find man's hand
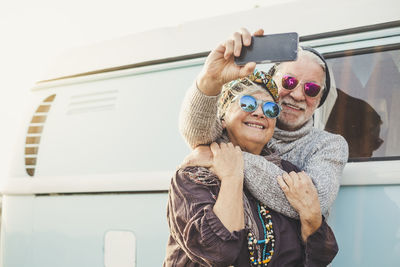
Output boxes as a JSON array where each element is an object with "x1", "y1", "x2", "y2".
[
  {"x1": 179, "y1": 145, "x2": 213, "y2": 169},
  {"x1": 277, "y1": 171, "x2": 322, "y2": 241},
  {"x1": 196, "y1": 28, "x2": 264, "y2": 96}
]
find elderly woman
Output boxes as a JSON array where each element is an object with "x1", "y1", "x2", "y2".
[{"x1": 164, "y1": 71, "x2": 338, "y2": 266}]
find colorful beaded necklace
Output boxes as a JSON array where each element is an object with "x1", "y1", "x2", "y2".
[{"x1": 247, "y1": 203, "x2": 275, "y2": 266}]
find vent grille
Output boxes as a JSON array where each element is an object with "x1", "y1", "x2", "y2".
[
  {"x1": 67, "y1": 90, "x2": 118, "y2": 115},
  {"x1": 25, "y1": 94, "x2": 56, "y2": 176}
]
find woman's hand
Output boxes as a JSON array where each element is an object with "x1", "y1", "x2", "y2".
[
  {"x1": 179, "y1": 142, "x2": 244, "y2": 182},
  {"x1": 209, "y1": 142, "x2": 244, "y2": 183},
  {"x1": 197, "y1": 28, "x2": 264, "y2": 96},
  {"x1": 210, "y1": 142, "x2": 245, "y2": 232},
  {"x1": 277, "y1": 171, "x2": 322, "y2": 241}
]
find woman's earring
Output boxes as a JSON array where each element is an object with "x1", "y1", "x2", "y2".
[{"x1": 221, "y1": 119, "x2": 226, "y2": 129}]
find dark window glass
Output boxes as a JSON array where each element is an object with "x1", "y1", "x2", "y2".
[{"x1": 325, "y1": 49, "x2": 400, "y2": 159}]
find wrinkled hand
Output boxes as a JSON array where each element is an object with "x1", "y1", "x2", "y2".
[
  {"x1": 180, "y1": 145, "x2": 213, "y2": 169},
  {"x1": 277, "y1": 171, "x2": 322, "y2": 240},
  {"x1": 277, "y1": 171, "x2": 321, "y2": 215},
  {"x1": 197, "y1": 28, "x2": 265, "y2": 95},
  {"x1": 209, "y1": 142, "x2": 244, "y2": 182}
]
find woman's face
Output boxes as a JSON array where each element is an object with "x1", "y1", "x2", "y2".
[{"x1": 222, "y1": 91, "x2": 276, "y2": 155}]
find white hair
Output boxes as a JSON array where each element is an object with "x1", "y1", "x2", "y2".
[{"x1": 274, "y1": 47, "x2": 327, "y2": 89}]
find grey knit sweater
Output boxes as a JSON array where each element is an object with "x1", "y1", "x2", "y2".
[{"x1": 179, "y1": 83, "x2": 349, "y2": 219}]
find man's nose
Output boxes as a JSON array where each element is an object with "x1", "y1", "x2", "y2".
[{"x1": 289, "y1": 84, "x2": 306, "y2": 101}]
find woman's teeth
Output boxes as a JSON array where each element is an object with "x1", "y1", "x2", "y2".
[{"x1": 245, "y1": 123, "x2": 264, "y2": 129}]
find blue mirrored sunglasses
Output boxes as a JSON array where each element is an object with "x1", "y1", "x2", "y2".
[{"x1": 235, "y1": 95, "x2": 281, "y2": 119}]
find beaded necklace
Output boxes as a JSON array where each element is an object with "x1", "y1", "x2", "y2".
[{"x1": 247, "y1": 203, "x2": 275, "y2": 266}]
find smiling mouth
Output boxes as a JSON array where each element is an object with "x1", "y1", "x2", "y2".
[
  {"x1": 282, "y1": 102, "x2": 304, "y2": 111},
  {"x1": 244, "y1": 122, "x2": 265, "y2": 129}
]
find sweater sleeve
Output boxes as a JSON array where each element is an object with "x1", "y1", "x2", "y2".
[
  {"x1": 302, "y1": 133, "x2": 348, "y2": 217},
  {"x1": 167, "y1": 169, "x2": 246, "y2": 267},
  {"x1": 243, "y1": 133, "x2": 348, "y2": 219},
  {"x1": 304, "y1": 217, "x2": 339, "y2": 267},
  {"x1": 242, "y1": 153, "x2": 300, "y2": 219},
  {"x1": 178, "y1": 82, "x2": 223, "y2": 148}
]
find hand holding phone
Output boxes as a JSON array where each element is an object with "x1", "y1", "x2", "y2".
[{"x1": 234, "y1": 32, "x2": 299, "y2": 65}]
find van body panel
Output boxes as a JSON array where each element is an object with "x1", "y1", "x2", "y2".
[
  {"x1": 1, "y1": 193, "x2": 169, "y2": 267},
  {"x1": 330, "y1": 185, "x2": 400, "y2": 267},
  {"x1": 2, "y1": 1, "x2": 400, "y2": 266}
]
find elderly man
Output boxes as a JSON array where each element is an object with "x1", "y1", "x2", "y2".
[{"x1": 179, "y1": 28, "x2": 348, "y2": 219}]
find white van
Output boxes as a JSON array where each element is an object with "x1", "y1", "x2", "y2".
[{"x1": 1, "y1": 0, "x2": 400, "y2": 266}]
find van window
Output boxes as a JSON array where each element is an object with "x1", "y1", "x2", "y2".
[{"x1": 324, "y1": 48, "x2": 400, "y2": 160}]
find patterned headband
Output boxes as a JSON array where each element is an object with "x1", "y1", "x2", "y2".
[
  {"x1": 247, "y1": 69, "x2": 279, "y2": 102},
  {"x1": 228, "y1": 69, "x2": 279, "y2": 102}
]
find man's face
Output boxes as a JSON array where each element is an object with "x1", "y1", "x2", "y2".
[{"x1": 274, "y1": 56, "x2": 325, "y2": 131}]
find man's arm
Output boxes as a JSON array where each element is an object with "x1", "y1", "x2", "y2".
[
  {"x1": 179, "y1": 83, "x2": 223, "y2": 148},
  {"x1": 301, "y1": 133, "x2": 349, "y2": 217},
  {"x1": 180, "y1": 132, "x2": 348, "y2": 219},
  {"x1": 179, "y1": 28, "x2": 258, "y2": 148},
  {"x1": 243, "y1": 134, "x2": 348, "y2": 219},
  {"x1": 242, "y1": 152, "x2": 299, "y2": 218}
]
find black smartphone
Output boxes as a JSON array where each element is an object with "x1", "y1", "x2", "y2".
[{"x1": 234, "y1": 32, "x2": 299, "y2": 65}]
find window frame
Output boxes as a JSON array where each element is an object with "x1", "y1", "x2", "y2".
[{"x1": 302, "y1": 24, "x2": 400, "y2": 185}]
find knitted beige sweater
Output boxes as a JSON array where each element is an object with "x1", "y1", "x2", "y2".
[{"x1": 179, "y1": 83, "x2": 349, "y2": 219}]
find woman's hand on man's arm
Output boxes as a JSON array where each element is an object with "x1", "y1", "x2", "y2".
[
  {"x1": 180, "y1": 142, "x2": 246, "y2": 232},
  {"x1": 277, "y1": 171, "x2": 322, "y2": 241},
  {"x1": 210, "y1": 142, "x2": 245, "y2": 232},
  {"x1": 179, "y1": 145, "x2": 301, "y2": 219}
]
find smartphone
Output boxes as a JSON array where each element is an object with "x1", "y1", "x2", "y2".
[{"x1": 234, "y1": 32, "x2": 299, "y2": 65}]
